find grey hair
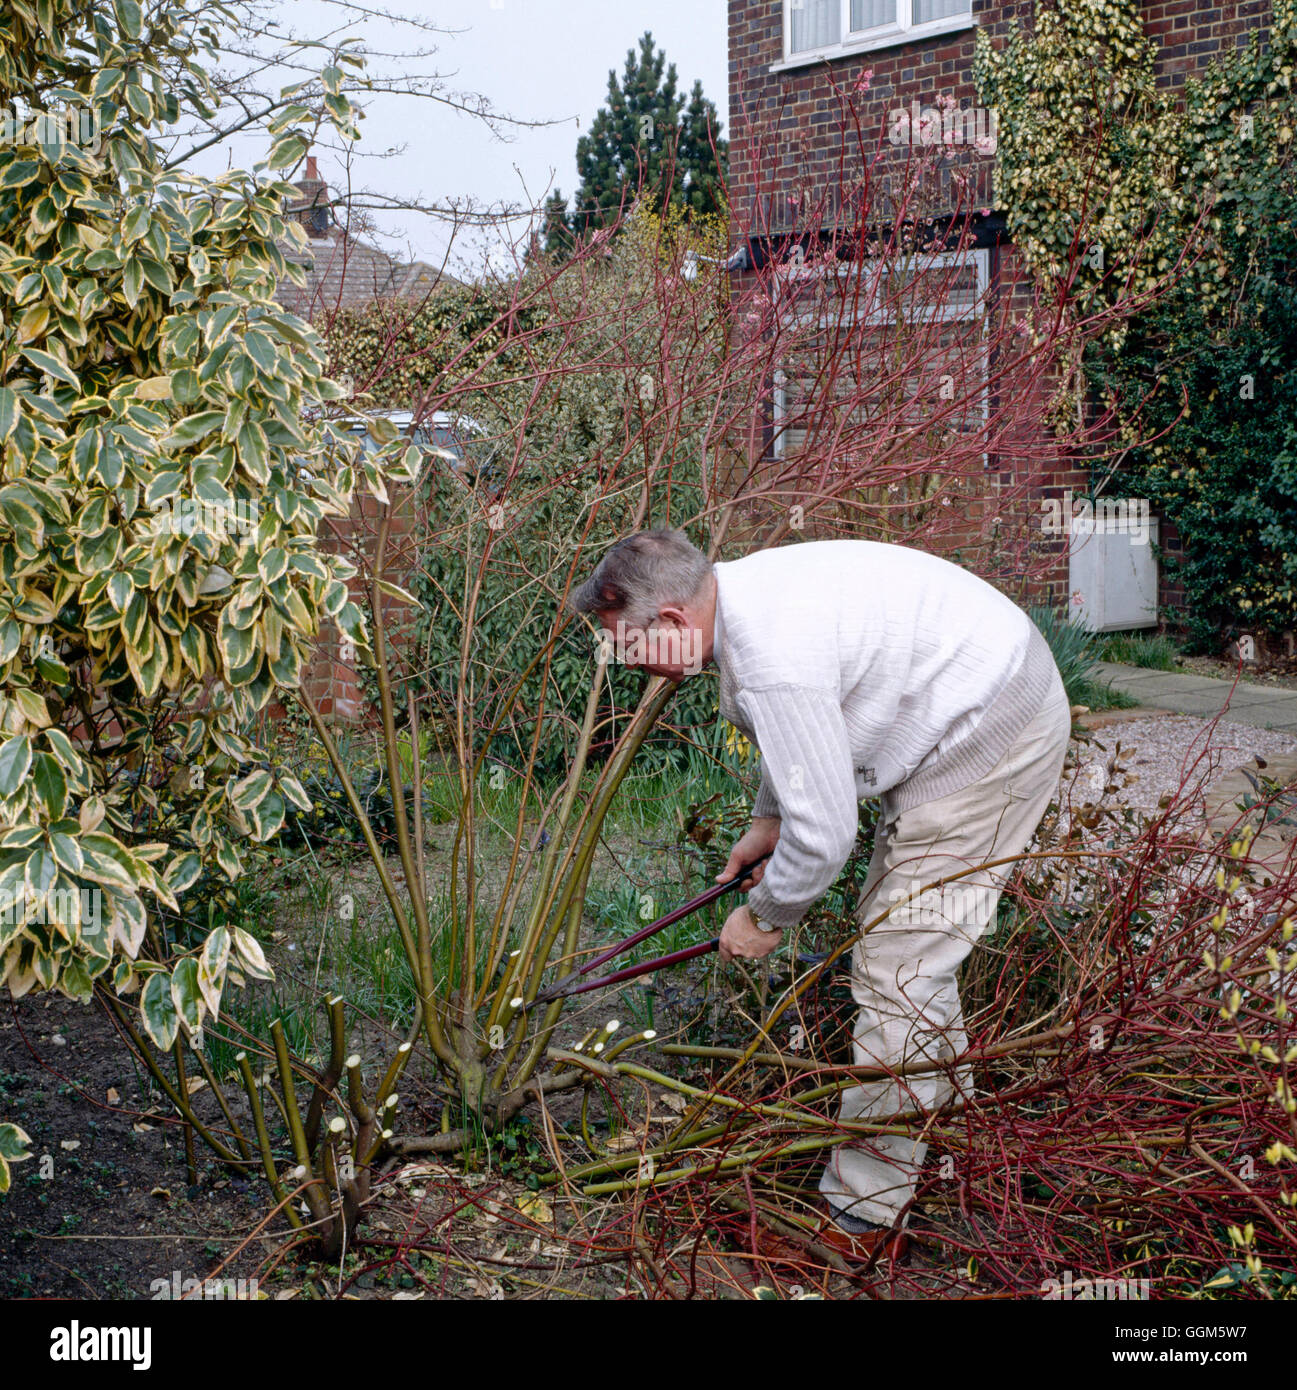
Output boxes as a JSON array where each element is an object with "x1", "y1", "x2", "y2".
[{"x1": 569, "y1": 528, "x2": 712, "y2": 628}]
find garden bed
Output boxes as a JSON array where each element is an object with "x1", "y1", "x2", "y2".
[{"x1": 7, "y1": 710, "x2": 1295, "y2": 1298}]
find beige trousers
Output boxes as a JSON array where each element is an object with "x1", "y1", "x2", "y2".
[{"x1": 819, "y1": 671, "x2": 1072, "y2": 1227}]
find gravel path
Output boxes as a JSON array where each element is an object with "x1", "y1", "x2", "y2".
[{"x1": 1069, "y1": 714, "x2": 1297, "y2": 817}]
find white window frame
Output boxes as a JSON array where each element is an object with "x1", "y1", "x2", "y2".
[
  {"x1": 771, "y1": 246, "x2": 989, "y2": 464},
  {"x1": 775, "y1": 0, "x2": 977, "y2": 73}
]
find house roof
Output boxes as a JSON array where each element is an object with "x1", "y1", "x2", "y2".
[{"x1": 274, "y1": 157, "x2": 461, "y2": 316}]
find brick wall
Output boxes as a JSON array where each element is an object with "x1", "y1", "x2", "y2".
[
  {"x1": 1144, "y1": 0, "x2": 1272, "y2": 90},
  {"x1": 276, "y1": 481, "x2": 423, "y2": 724},
  {"x1": 728, "y1": 0, "x2": 1015, "y2": 232}
]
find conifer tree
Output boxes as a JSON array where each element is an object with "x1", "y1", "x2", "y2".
[{"x1": 544, "y1": 31, "x2": 727, "y2": 257}]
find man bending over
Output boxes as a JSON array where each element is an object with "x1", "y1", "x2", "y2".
[{"x1": 569, "y1": 529, "x2": 1070, "y2": 1264}]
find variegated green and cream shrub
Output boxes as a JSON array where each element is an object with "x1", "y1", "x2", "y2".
[
  {"x1": 0, "y1": 0, "x2": 407, "y2": 1049},
  {"x1": 0, "y1": 1119, "x2": 32, "y2": 1194}
]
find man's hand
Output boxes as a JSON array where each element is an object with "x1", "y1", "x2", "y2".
[
  {"x1": 717, "y1": 816, "x2": 781, "y2": 889},
  {"x1": 719, "y1": 904, "x2": 782, "y2": 961}
]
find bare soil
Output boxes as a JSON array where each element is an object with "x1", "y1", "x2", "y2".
[
  {"x1": 1176, "y1": 653, "x2": 1297, "y2": 691},
  {"x1": 0, "y1": 991, "x2": 271, "y2": 1300}
]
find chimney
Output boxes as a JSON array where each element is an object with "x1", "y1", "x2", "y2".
[{"x1": 292, "y1": 152, "x2": 330, "y2": 237}]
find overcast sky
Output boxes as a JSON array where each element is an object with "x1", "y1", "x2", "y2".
[{"x1": 189, "y1": 2, "x2": 730, "y2": 279}]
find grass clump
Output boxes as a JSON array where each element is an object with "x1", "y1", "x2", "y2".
[{"x1": 1026, "y1": 605, "x2": 1140, "y2": 711}]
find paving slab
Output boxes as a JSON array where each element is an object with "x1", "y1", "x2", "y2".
[
  {"x1": 1095, "y1": 662, "x2": 1297, "y2": 733},
  {"x1": 1203, "y1": 753, "x2": 1297, "y2": 910},
  {"x1": 1093, "y1": 666, "x2": 1221, "y2": 692}
]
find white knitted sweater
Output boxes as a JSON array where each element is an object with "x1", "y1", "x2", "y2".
[{"x1": 712, "y1": 540, "x2": 1060, "y2": 930}]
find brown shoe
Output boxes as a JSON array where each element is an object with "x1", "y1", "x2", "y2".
[
  {"x1": 815, "y1": 1211, "x2": 909, "y2": 1269},
  {"x1": 751, "y1": 1207, "x2": 908, "y2": 1276}
]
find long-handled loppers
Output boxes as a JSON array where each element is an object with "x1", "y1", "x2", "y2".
[{"x1": 526, "y1": 852, "x2": 773, "y2": 1008}]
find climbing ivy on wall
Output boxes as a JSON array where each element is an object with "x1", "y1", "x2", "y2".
[
  {"x1": 975, "y1": 0, "x2": 1296, "y2": 336},
  {"x1": 976, "y1": 0, "x2": 1297, "y2": 644}
]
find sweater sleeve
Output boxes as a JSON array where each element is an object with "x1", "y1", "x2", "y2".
[
  {"x1": 752, "y1": 762, "x2": 781, "y2": 819},
  {"x1": 737, "y1": 685, "x2": 860, "y2": 930}
]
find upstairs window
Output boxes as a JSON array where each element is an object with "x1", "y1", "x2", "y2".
[{"x1": 783, "y1": 0, "x2": 973, "y2": 66}]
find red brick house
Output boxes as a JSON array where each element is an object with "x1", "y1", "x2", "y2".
[{"x1": 725, "y1": 0, "x2": 1271, "y2": 625}]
